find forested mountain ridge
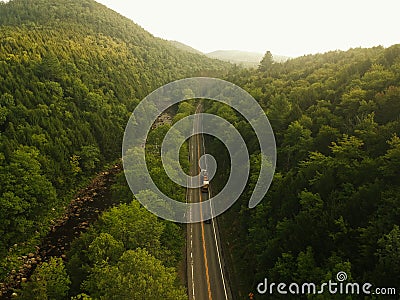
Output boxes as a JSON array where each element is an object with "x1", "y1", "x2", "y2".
[
  {"x1": 0, "y1": 0, "x2": 230, "y2": 289},
  {"x1": 219, "y1": 45, "x2": 400, "y2": 298},
  {"x1": 168, "y1": 40, "x2": 204, "y2": 55},
  {"x1": 2, "y1": 0, "x2": 400, "y2": 298}
]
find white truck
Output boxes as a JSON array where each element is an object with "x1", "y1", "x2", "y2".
[{"x1": 201, "y1": 169, "x2": 209, "y2": 193}]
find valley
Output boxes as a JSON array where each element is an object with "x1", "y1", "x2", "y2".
[{"x1": 0, "y1": 0, "x2": 399, "y2": 299}]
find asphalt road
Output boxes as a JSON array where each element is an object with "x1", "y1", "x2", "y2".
[{"x1": 187, "y1": 105, "x2": 231, "y2": 300}]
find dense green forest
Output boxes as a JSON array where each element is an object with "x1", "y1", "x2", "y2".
[
  {"x1": 17, "y1": 176, "x2": 187, "y2": 299},
  {"x1": 214, "y1": 45, "x2": 400, "y2": 298},
  {"x1": 14, "y1": 115, "x2": 191, "y2": 298},
  {"x1": 0, "y1": 0, "x2": 229, "y2": 292},
  {"x1": 1, "y1": 0, "x2": 400, "y2": 299}
]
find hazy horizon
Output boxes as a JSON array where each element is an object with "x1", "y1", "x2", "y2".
[{"x1": 95, "y1": 0, "x2": 400, "y2": 57}]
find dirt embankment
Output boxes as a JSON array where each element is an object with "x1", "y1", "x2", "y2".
[{"x1": 0, "y1": 164, "x2": 122, "y2": 299}]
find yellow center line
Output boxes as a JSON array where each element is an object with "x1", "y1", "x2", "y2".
[
  {"x1": 200, "y1": 205, "x2": 213, "y2": 300},
  {"x1": 196, "y1": 110, "x2": 213, "y2": 300}
]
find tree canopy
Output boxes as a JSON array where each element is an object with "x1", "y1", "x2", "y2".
[
  {"x1": 220, "y1": 44, "x2": 400, "y2": 297},
  {"x1": 0, "y1": 0, "x2": 230, "y2": 284}
]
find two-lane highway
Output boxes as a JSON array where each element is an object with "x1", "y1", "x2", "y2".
[{"x1": 187, "y1": 104, "x2": 231, "y2": 300}]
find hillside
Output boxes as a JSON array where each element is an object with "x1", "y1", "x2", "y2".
[
  {"x1": 0, "y1": 0, "x2": 230, "y2": 293},
  {"x1": 217, "y1": 45, "x2": 400, "y2": 296},
  {"x1": 2, "y1": 0, "x2": 400, "y2": 298},
  {"x1": 169, "y1": 40, "x2": 204, "y2": 55}
]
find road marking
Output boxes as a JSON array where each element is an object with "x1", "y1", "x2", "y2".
[
  {"x1": 199, "y1": 105, "x2": 229, "y2": 299},
  {"x1": 200, "y1": 193, "x2": 213, "y2": 300},
  {"x1": 190, "y1": 224, "x2": 195, "y2": 300},
  {"x1": 189, "y1": 103, "x2": 228, "y2": 300},
  {"x1": 186, "y1": 137, "x2": 196, "y2": 300},
  {"x1": 197, "y1": 108, "x2": 213, "y2": 300},
  {"x1": 210, "y1": 206, "x2": 229, "y2": 299}
]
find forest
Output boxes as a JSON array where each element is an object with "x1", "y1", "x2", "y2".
[
  {"x1": 0, "y1": 0, "x2": 399, "y2": 299},
  {"x1": 218, "y1": 46, "x2": 400, "y2": 298},
  {"x1": 0, "y1": 0, "x2": 228, "y2": 298}
]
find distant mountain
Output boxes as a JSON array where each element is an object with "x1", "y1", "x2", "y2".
[
  {"x1": 206, "y1": 50, "x2": 263, "y2": 66},
  {"x1": 167, "y1": 42, "x2": 290, "y2": 67},
  {"x1": 206, "y1": 50, "x2": 290, "y2": 67},
  {"x1": 169, "y1": 40, "x2": 204, "y2": 55}
]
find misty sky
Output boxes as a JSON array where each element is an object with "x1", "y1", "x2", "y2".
[{"x1": 96, "y1": 0, "x2": 399, "y2": 57}]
